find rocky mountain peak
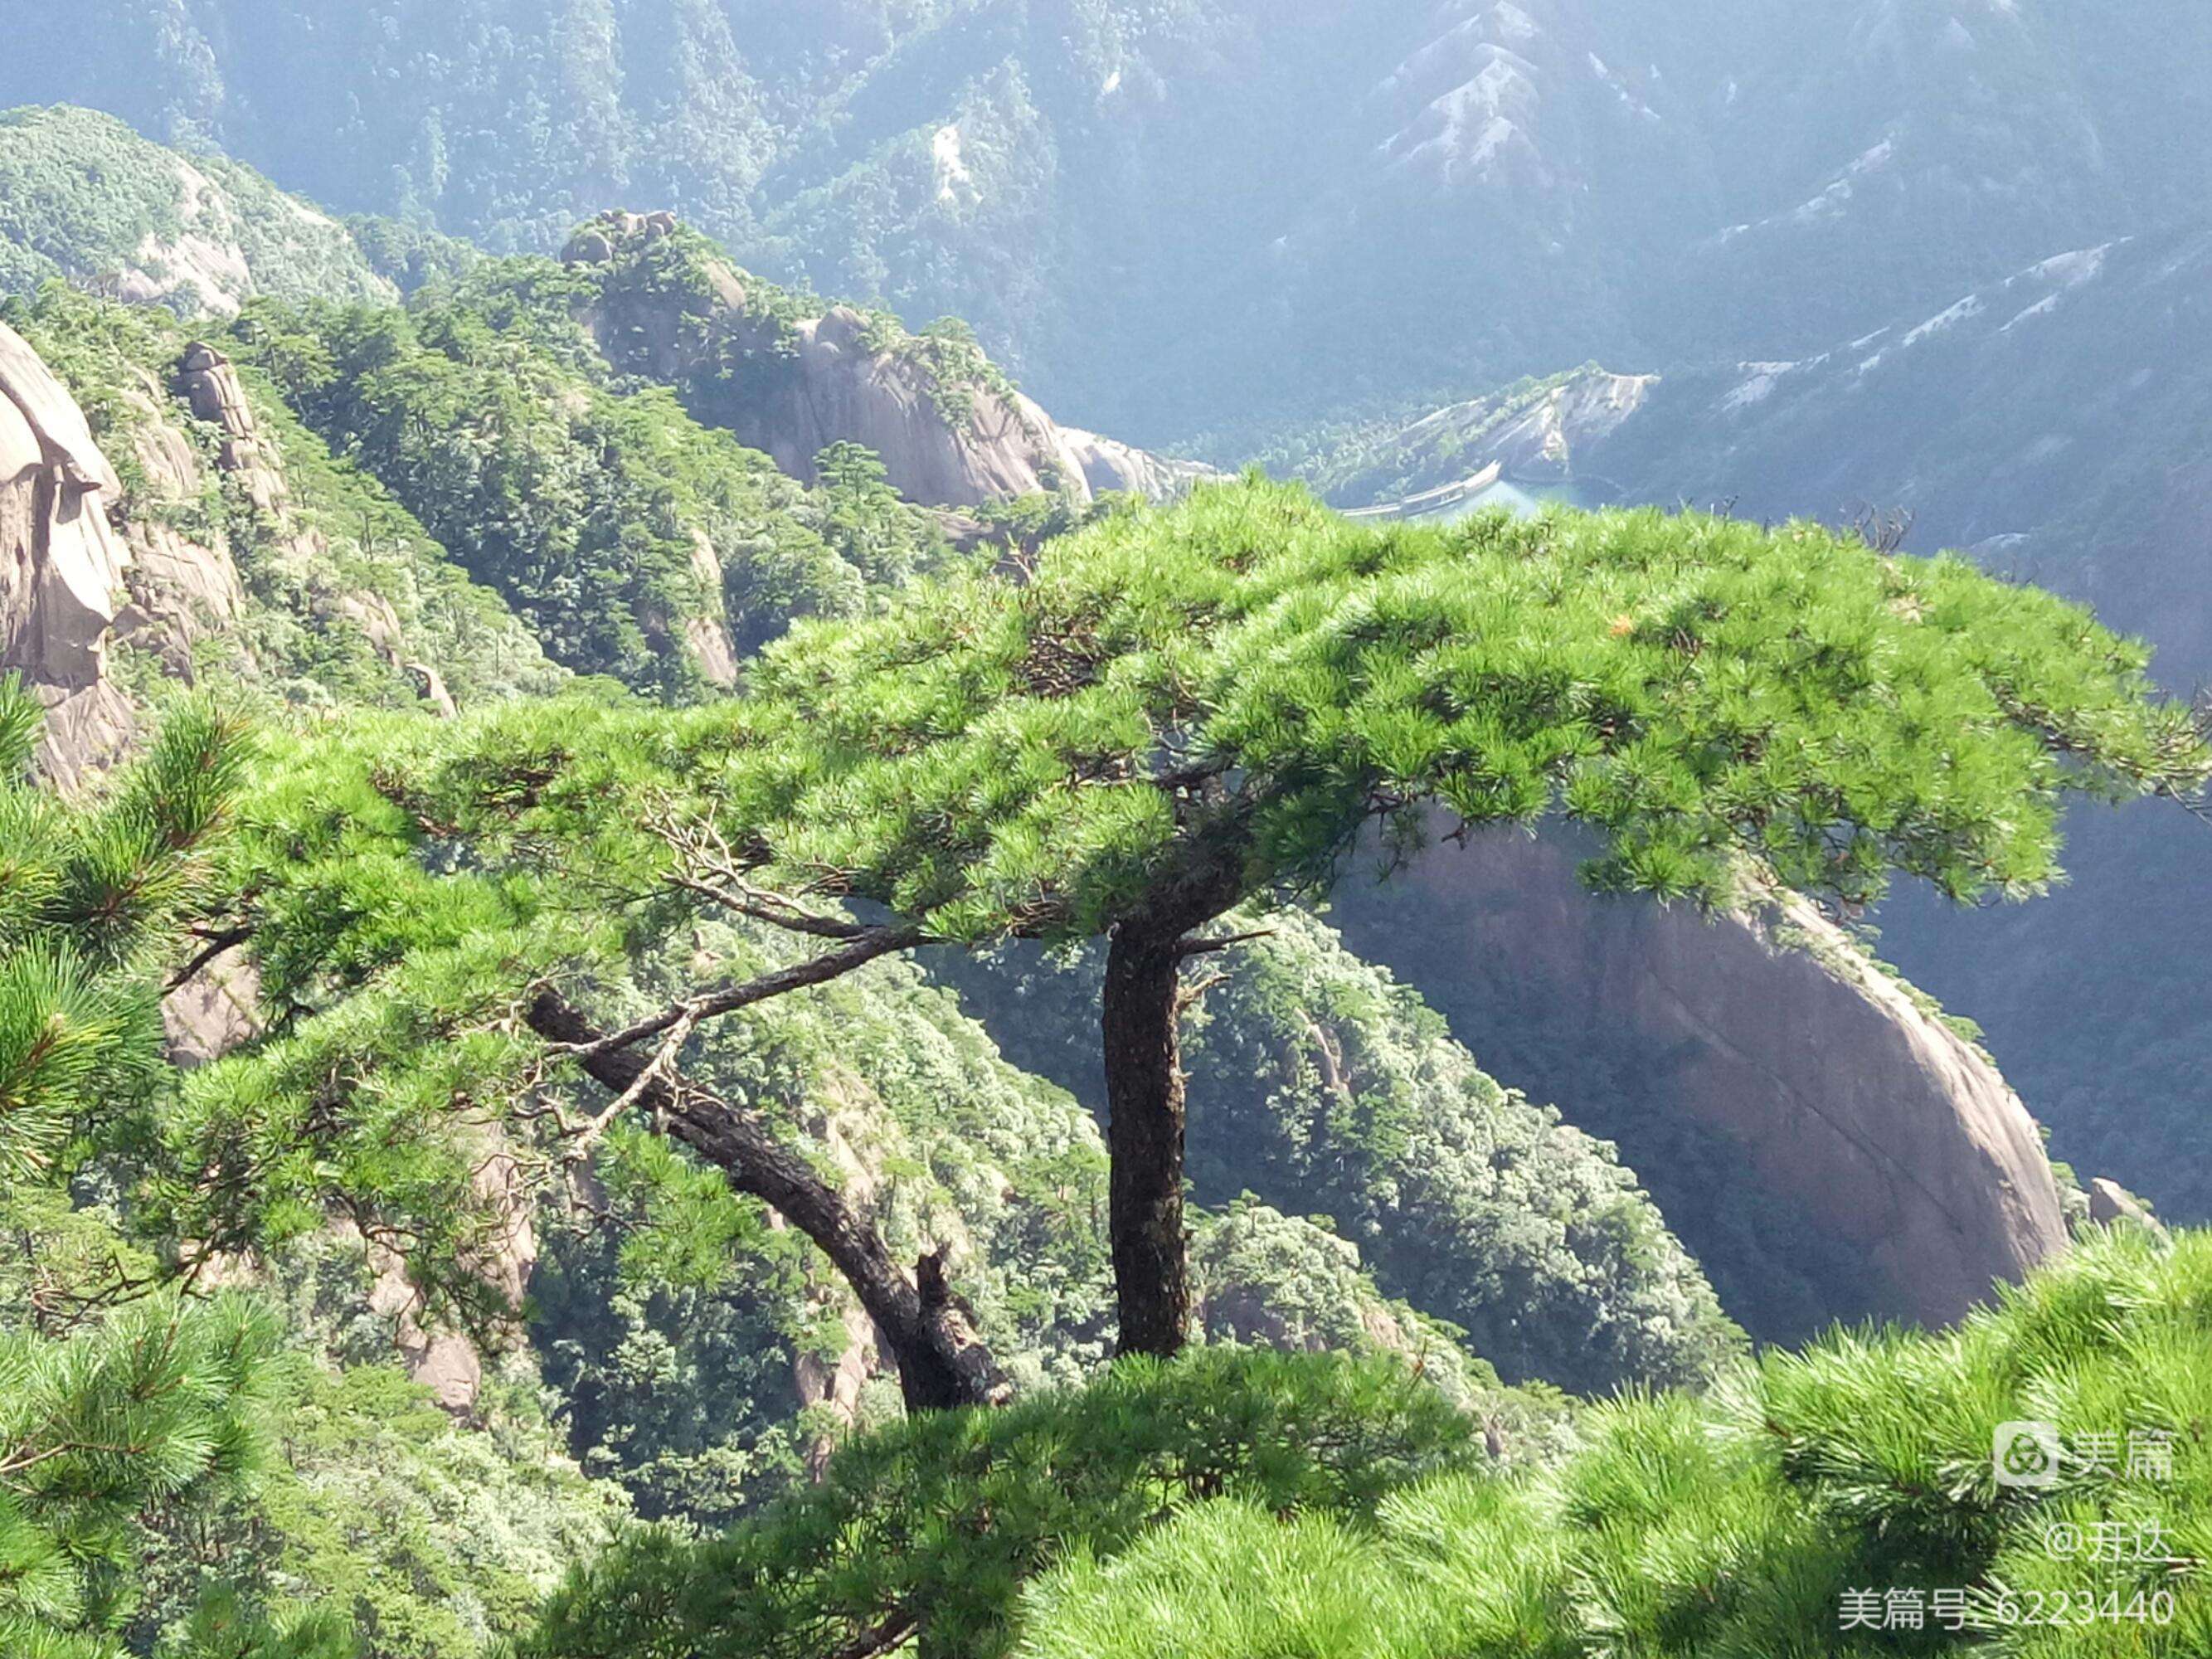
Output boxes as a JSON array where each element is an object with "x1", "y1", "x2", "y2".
[
  {"x1": 561, "y1": 211, "x2": 1206, "y2": 510},
  {"x1": 0, "y1": 319, "x2": 134, "y2": 783}
]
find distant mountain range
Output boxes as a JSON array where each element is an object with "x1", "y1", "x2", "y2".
[
  {"x1": 1289, "y1": 223, "x2": 2212, "y2": 675},
  {"x1": 10, "y1": 1, "x2": 2212, "y2": 439}
]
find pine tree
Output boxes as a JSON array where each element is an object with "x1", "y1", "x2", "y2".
[
  {"x1": 0, "y1": 675, "x2": 248, "y2": 1187},
  {"x1": 181, "y1": 481, "x2": 2210, "y2": 1403},
  {"x1": 0, "y1": 1296, "x2": 343, "y2": 1658}
]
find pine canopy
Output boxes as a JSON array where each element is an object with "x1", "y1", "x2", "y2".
[
  {"x1": 319, "y1": 478, "x2": 2204, "y2": 952},
  {"x1": 0, "y1": 682, "x2": 348, "y2": 1658}
]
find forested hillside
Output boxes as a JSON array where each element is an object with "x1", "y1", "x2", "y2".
[
  {"x1": 0, "y1": 105, "x2": 395, "y2": 312},
  {"x1": 3, "y1": 17, "x2": 2211, "y2": 1656}
]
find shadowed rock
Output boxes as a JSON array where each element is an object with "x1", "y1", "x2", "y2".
[{"x1": 1331, "y1": 823, "x2": 2067, "y2": 1339}]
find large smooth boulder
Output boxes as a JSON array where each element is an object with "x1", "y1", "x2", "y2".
[{"x1": 1330, "y1": 824, "x2": 2067, "y2": 1340}]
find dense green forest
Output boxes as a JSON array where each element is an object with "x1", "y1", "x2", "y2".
[
  {"x1": 0, "y1": 105, "x2": 395, "y2": 313},
  {"x1": 2, "y1": 47, "x2": 2211, "y2": 1657}
]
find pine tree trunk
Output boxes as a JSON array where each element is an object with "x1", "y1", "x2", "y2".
[{"x1": 1101, "y1": 922, "x2": 1195, "y2": 1358}]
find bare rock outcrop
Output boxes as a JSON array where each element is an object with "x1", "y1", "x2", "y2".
[
  {"x1": 0, "y1": 320, "x2": 136, "y2": 784},
  {"x1": 1330, "y1": 824, "x2": 2067, "y2": 1335},
  {"x1": 163, "y1": 944, "x2": 264, "y2": 1067},
  {"x1": 678, "y1": 530, "x2": 739, "y2": 688},
  {"x1": 2, "y1": 323, "x2": 452, "y2": 740},
  {"x1": 2086, "y1": 1177, "x2": 2168, "y2": 1242},
  {"x1": 0, "y1": 109, "x2": 397, "y2": 318},
  {"x1": 1480, "y1": 369, "x2": 1655, "y2": 478},
  {"x1": 564, "y1": 212, "x2": 1208, "y2": 510},
  {"x1": 795, "y1": 1303, "x2": 878, "y2": 1479},
  {"x1": 109, "y1": 359, "x2": 250, "y2": 676},
  {"x1": 1059, "y1": 426, "x2": 1219, "y2": 499},
  {"x1": 177, "y1": 341, "x2": 287, "y2": 509},
  {"x1": 139, "y1": 340, "x2": 476, "y2": 706}
]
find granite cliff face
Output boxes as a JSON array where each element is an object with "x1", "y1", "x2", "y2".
[
  {"x1": 107, "y1": 343, "x2": 254, "y2": 678},
  {"x1": 1330, "y1": 825, "x2": 2069, "y2": 1340},
  {"x1": 0, "y1": 319, "x2": 135, "y2": 784},
  {"x1": 563, "y1": 213, "x2": 1206, "y2": 511}
]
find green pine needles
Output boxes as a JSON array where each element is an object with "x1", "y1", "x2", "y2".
[
  {"x1": 0, "y1": 1295, "x2": 339, "y2": 1659},
  {"x1": 694, "y1": 476, "x2": 2205, "y2": 932},
  {"x1": 504, "y1": 1230, "x2": 2212, "y2": 1657},
  {"x1": 0, "y1": 678, "x2": 249, "y2": 1185},
  {"x1": 0, "y1": 684, "x2": 360, "y2": 1658},
  {"x1": 299, "y1": 473, "x2": 2202, "y2": 946},
  {"x1": 1010, "y1": 1228, "x2": 2212, "y2": 1659},
  {"x1": 513, "y1": 1345, "x2": 1481, "y2": 1659}
]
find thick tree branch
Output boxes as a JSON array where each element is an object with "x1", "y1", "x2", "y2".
[{"x1": 524, "y1": 987, "x2": 1004, "y2": 1413}]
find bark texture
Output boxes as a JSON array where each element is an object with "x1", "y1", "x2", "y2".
[
  {"x1": 1101, "y1": 921, "x2": 1194, "y2": 1358},
  {"x1": 1096, "y1": 841, "x2": 1246, "y2": 1359},
  {"x1": 527, "y1": 987, "x2": 1005, "y2": 1413}
]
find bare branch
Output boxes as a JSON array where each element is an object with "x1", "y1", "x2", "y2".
[
  {"x1": 665, "y1": 870, "x2": 878, "y2": 940},
  {"x1": 1176, "y1": 927, "x2": 1274, "y2": 959},
  {"x1": 554, "y1": 923, "x2": 930, "y2": 1061},
  {"x1": 565, "y1": 1005, "x2": 702, "y2": 1158},
  {"x1": 650, "y1": 810, "x2": 878, "y2": 939},
  {"x1": 1843, "y1": 502, "x2": 1915, "y2": 555},
  {"x1": 166, "y1": 922, "x2": 254, "y2": 992}
]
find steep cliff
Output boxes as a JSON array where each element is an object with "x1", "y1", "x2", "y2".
[
  {"x1": 563, "y1": 213, "x2": 1205, "y2": 511},
  {"x1": 114, "y1": 344, "x2": 248, "y2": 672},
  {"x1": 3, "y1": 308, "x2": 559, "y2": 1415},
  {"x1": 0, "y1": 319, "x2": 134, "y2": 783},
  {"x1": 1330, "y1": 825, "x2": 2068, "y2": 1341}
]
